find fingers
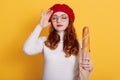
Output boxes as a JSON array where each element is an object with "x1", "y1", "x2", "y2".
[
  {"x1": 40, "y1": 9, "x2": 53, "y2": 20},
  {"x1": 79, "y1": 58, "x2": 93, "y2": 72},
  {"x1": 39, "y1": 9, "x2": 53, "y2": 27},
  {"x1": 46, "y1": 9, "x2": 53, "y2": 15},
  {"x1": 46, "y1": 9, "x2": 53, "y2": 20},
  {"x1": 40, "y1": 9, "x2": 44, "y2": 17}
]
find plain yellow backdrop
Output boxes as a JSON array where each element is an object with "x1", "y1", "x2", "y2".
[{"x1": 0, "y1": 0, "x2": 120, "y2": 80}]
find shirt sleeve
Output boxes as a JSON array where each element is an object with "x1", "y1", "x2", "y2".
[{"x1": 22, "y1": 24, "x2": 46, "y2": 55}]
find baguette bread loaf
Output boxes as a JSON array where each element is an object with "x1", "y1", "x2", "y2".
[
  {"x1": 75, "y1": 26, "x2": 90, "y2": 80},
  {"x1": 82, "y1": 26, "x2": 90, "y2": 53},
  {"x1": 74, "y1": 26, "x2": 91, "y2": 80}
]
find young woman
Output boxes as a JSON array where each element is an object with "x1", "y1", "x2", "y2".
[{"x1": 23, "y1": 4, "x2": 93, "y2": 80}]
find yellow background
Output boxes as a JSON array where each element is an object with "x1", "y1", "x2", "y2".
[{"x1": 0, "y1": 0, "x2": 120, "y2": 80}]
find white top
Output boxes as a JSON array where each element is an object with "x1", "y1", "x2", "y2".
[{"x1": 23, "y1": 24, "x2": 82, "y2": 80}]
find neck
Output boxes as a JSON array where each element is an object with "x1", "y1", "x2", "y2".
[{"x1": 57, "y1": 31, "x2": 64, "y2": 42}]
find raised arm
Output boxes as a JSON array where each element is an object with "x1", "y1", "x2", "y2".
[
  {"x1": 23, "y1": 9, "x2": 53, "y2": 55},
  {"x1": 23, "y1": 24, "x2": 45, "y2": 55}
]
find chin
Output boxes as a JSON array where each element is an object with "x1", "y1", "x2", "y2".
[{"x1": 56, "y1": 29, "x2": 65, "y2": 32}]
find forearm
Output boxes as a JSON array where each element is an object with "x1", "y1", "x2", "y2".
[{"x1": 23, "y1": 24, "x2": 43, "y2": 55}]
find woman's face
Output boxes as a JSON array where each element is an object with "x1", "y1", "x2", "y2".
[{"x1": 51, "y1": 12, "x2": 69, "y2": 32}]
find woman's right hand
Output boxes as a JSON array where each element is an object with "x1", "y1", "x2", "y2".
[{"x1": 39, "y1": 9, "x2": 53, "y2": 28}]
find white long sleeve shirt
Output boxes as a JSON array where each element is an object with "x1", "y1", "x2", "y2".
[{"x1": 23, "y1": 24, "x2": 82, "y2": 80}]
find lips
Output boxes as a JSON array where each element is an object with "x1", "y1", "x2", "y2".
[{"x1": 57, "y1": 24, "x2": 63, "y2": 27}]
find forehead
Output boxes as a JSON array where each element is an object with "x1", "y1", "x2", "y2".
[{"x1": 53, "y1": 12, "x2": 68, "y2": 16}]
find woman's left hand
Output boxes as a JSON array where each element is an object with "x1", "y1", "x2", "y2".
[{"x1": 79, "y1": 53, "x2": 93, "y2": 80}]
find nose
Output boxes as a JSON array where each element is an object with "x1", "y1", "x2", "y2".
[{"x1": 57, "y1": 17, "x2": 62, "y2": 23}]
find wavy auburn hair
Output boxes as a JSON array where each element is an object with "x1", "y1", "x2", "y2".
[{"x1": 44, "y1": 20, "x2": 80, "y2": 57}]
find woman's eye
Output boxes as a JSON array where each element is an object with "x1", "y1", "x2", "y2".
[
  {"x1": 62, "y1": 16, "x2": 68, "y2": 19},
  {"x1": 52, "y1": 17, "x2": 57, "y2": 20}
]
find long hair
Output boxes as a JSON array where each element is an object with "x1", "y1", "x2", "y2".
[{"x1": 44, "y1": 20, "x2": 80, "y2": 57}]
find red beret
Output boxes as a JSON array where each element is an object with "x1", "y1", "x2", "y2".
[{"x1": 49, "y1": 4, "x2": 75, "y2": 22}]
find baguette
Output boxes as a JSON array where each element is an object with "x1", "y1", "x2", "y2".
[
  {"x1": 82, "y1": 26, "x2": 90, "y2": 53},
  {"x1": 77, "y1": 26, "x2": 90, "y2": 80},
  {"x1": 74, "y1": 26, "x2": 91, "y2": 80}
]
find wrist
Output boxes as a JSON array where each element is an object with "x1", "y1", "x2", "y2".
[{"x1": 37, "y1": 24, "x2": 43, "y2": 29}]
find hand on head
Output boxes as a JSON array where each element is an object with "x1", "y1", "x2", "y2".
[{"x1": 39, "y1": 9, "x2": 53, "y2": 28}]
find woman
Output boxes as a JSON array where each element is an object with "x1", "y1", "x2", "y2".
[{"x1": 23, "y1": 4, "x2": 93, "y2": 80}]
